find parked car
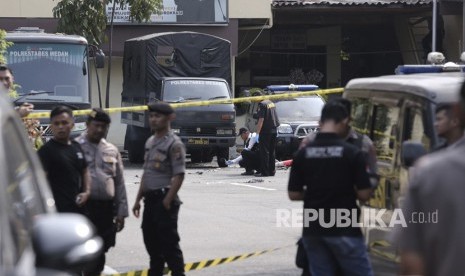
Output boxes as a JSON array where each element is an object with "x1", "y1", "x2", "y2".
[
  {"x1": 244, "y1": 85, "x2": 325, "y2": 160},
  {"x1": 0, "y1": 92, "x2": 102, "y2": 276}
]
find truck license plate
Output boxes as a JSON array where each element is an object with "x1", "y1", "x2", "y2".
[{"x1": 188, "y1": 138, "x2": 209, "y2": 145}]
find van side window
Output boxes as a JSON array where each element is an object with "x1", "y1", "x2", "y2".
[
  {"x1": 351, "y1": 98, "x2": 372, "y2": 135},
  {"x1": 404, "y1": 107, "x2": 430, "y2": 151},
  {"x1": 351, "y1": 97, "x2": 400, "y2": 163},
  {"x1": 372, "y1": 104, "x2": 400, "y2": 163}
]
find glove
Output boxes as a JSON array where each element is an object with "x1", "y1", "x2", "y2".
[
  {"x1": 255, "y1": 134, "x2": 259, "y2": 143},
  {"x1": 226, "y1": 160, "x2": 233, "y2": 166}
]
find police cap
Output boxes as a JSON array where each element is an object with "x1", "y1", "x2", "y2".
[
  {"x1": 147, "y1": 101, "x2": 174, "y2": 115},
  {"x1": 87, "y1": 108, "x2": 111, "y2": 124}
]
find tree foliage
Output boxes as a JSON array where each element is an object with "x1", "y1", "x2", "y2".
[
  {"x1": 53, "y1": 0, "x2": 162, "y2": 45},
  {"x1": 1, "y1": 29, "x2": 42, "y2": 149},
  {"x1": 0, "y1": 29, "x2": 17, "y2": 97},
  {"x1": 0, "y1": 29, "x2": 12, "y2": 64}
]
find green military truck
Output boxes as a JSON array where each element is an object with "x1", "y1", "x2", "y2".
[{"x1": 121, "y1": 32, "x2": 236, "y2": 166}]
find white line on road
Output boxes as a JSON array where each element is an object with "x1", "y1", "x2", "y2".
[
  {"x1": 103, "y1": 265, "x2": 118, "y2": 274},
  {"x1": 205, "y1": 181, "x2": 225, "y2": 185},
  {"x1": 229, "y1": 182, "x2": 277, "y2": 191}
]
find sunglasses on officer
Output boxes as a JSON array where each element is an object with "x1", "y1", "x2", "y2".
[{"x1": 0, "y1": 76, "x2": 10, "y2": 81}]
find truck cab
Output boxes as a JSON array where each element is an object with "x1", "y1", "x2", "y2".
[
  {"x1": 5, "y1": 27, "x2": 103, "y2": 141},
  {"x1": 121, "y1": 32, "x2": 235, "y2": 166}
]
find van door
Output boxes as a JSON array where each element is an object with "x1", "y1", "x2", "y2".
[
  {"x1": 395, "y1": 99, "x2": 431, "y2": 209},
  {"x1": 351, "y1": 95, "x2": 403, "y2": 209}
]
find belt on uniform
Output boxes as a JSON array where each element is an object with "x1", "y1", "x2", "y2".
[
  {"x1": 144, "y1": 187, "x2": 171, "y2": 199},
  {"x1": 88, "y1": 199, "x2": 113, "y2": 208}
]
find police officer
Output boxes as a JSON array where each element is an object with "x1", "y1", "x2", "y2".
[
  {"x1": 295, "y1": 98, "x2": 378, "y2": 276},
  {"x1": 221, "y1": 127, "x2": 260, "y2": 175},
  {"x1": 133, "y1": 102, "x2": 186, "y2": 276},
  {"x1": 288, "y1": 101, "x2": 373, "y2": 275},
  {"x1": 255, "y1": 99, "x2": 279, "y2": 177},
  {"x1": 75, "y1": 108, "x2": 129, "y2": 276},
  {"x1": 300, "y1": 98, "x2": 378, "y2": 187}
]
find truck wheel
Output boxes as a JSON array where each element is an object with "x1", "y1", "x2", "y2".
[
  {"x1": 201, "y1": 154, "x2": 214, "y2": 163},
  {"x1": 125, "y1": 125, "x2": 148, "y2": 164},
  {"x1": 190, "y1": 151, "x2": 202, "y2": 163},
  {"x1": 201, "y1": 148, "x2": 213, "y2": 163},
  {"x1": 128, "y1": 142, "x2": 145, "y2": 163},
  {"x1": 217, "y1": 148, "x2": 229, "y2": 167}
]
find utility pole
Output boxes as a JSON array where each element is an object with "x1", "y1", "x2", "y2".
[
  {"x1": 432, "y1": 0, "x2": 437, "y2": 52},
  {"x1": 463, "y1": 0, "x2": 465, "y2": 51}
]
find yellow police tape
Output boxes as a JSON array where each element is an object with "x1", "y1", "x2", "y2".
[
  {"x1": 369, "y1": 240, "x2": 400, "y2": 263},
  {"x1": 105, "y1": 240, "x2": 398, "y2": 275},
  {"x1": 104, "y1": 240, "x2": 397, "y2": 275},
  {"x1": 26, "y1": 88, "x2": 344, "y2": 119},
  {"x1": 105, "y1": 247, "x2": 284, "y2": 276},
  {"x1": 352, "y1": 126, "x2": 396, "y2": 140}
]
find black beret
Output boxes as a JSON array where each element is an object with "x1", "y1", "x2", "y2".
[
  {"x1": 87, "y1": 108, "x2": 111, "y2": 124},
  {"x1": 147, "y1": 101, "x2": 174, "y2": 115}
]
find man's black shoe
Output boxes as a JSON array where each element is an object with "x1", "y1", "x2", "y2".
[
  {"x1": 254, "y1": 173, "x2": 269, "y2": 177},
  {"x1": 218, "y1": 158, "x2": 227, "y2": 167},
  {"x1": 241, "y1": 170, "x2": 255, "y2": 176}
]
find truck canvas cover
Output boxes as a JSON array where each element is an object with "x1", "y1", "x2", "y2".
[{"x1": 122, "y1": 31, "x2": 231, "y2": 98}]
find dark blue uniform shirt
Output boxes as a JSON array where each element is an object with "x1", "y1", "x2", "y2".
[{"x1": 288, "y1": 132, "x2": 371, "y2": 236}]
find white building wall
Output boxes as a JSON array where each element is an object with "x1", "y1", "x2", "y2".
[
  {"x1": 230, "y1": 0, "x2": 272, "y2": 19},
  {"x1": 89, "y1": 58, "x2": 126, "y2": 149},
  {"x1": 0, "y1": 0, "x2": 55, "y2": 17}
]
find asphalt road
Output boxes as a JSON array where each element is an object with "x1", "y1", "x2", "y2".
[{"x1": 104, "y1": 159, "x2": 398, "y2": 275}]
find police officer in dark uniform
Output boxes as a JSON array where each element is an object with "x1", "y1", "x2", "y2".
[
  {"x1": 255, "y1": 99, "x2": 279, "y2": 176},
  {"x1": 288, "y1": 101, "x2": 373, "y2": 275},
  {"x1": 132, "y1": 102, "x2": 186, "y2": 276}
]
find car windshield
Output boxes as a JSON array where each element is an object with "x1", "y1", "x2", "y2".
[
  {"x1": 7, "y1": 43, "x2": 89, "y2": 103},
  {"x1": 275, "y1": 96, "x2": 324, "y2": 122},
  {"x1": 162, "y1": 79, "x2": 230, "y2": 102}
]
